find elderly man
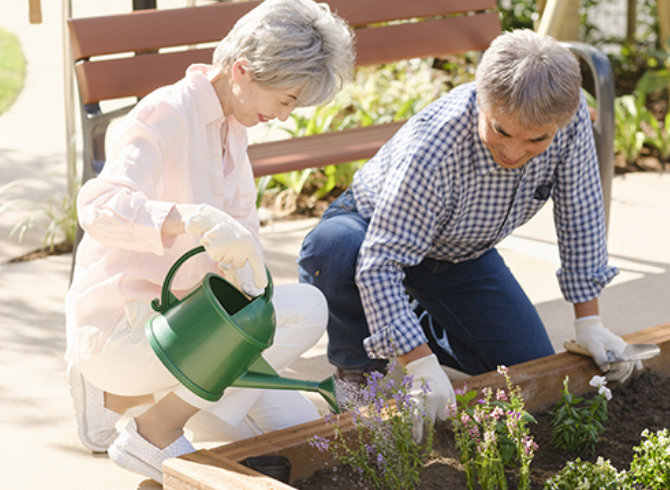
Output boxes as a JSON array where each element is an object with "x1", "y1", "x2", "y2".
[{"x1": 298, "y1": 29, "x2": 632, "y2": 440}]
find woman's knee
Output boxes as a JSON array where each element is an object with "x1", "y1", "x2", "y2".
[{"x1": 274, "y1": 283, "x2": 328, "y2": 342}]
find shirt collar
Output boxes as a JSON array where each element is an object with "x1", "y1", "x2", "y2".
[{"x1": 185, "y1": 64, "x2": 225, "y2": 125}]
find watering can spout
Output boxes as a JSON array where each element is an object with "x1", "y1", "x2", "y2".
[{"x1": 232, "y1": 357, "x2": 341, "y2": 414}]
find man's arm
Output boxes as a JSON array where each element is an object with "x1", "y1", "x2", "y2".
[{"x1": 573, "y1": 297, "x2": 599, "y2": 319}]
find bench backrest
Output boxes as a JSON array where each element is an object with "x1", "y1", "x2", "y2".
[{"x1": 68, "y1": 0, "x2": 500, "y2": 106}]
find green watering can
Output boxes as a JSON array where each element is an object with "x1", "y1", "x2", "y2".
[{"x1": 145, "y1": 246, "x2": 339, "y2": 413}]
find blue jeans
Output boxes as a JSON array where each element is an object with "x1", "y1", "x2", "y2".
[{"x1": 298, "y1": 189, "x2": 555, "y2": 375}]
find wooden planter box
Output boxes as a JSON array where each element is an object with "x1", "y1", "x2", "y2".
[{"x1": 163, "y1": 322, "x2": 670, "y2": 490}]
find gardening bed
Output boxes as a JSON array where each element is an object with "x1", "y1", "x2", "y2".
[{"x1": 163, "y1": 322, "x2": 670, "y2": 490}]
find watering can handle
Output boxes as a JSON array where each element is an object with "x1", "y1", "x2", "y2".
[{"x1": 151, "y1": 246, "x2": 273, "y2": 313}]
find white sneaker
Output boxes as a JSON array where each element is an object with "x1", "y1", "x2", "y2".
[
  {"x1": 68, "y1": 363, "x2": 122, "y2": 452},
  {"x1": 108, "y1": 419, "x2": 195, "y2": 484}
]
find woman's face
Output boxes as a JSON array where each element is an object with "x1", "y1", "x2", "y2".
[
  {"x1": 477, "y1": 102, "x2": 558, "y2": 170},
  {"x1": 228, "y1": 59, "x2": 301, "y2": 128}
]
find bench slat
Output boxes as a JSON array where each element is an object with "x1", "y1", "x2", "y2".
[
  {"x1": 69, "y1": 0, "x2": 497, "y2": 60},
  {"x1": 355, "y1": 12, "x2": 500, "y2": 67},
  {"x1": 248, "y1": 121, "x2": 405, "y2": 177},
  {"x1": 74, "y1": 12, "x2": 500, "y2": 105}
]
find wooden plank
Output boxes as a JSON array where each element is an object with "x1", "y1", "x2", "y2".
[
  {"x1": 163, "y1": 322, "x2": 670, "y2": 490},
  {"x1": 248, "y1": 121, "x2": 405, "y2": 177},
  {"x1": 75, "y1": 48, "x2": 214, "y2": 105},
  {"x1": 68, "y1": 0, "x2": 497, "y2": 60},
  {"x1": 164, "y1": 451, "x2": 295, "y2": 490},
  {"x1": 73, "y1": 11, "x2": 499, "y2": 105},
  {"x1": 68, "y1": 2, "x2": 260, "y2": 60},
  {"x1": 354, "y1": 13, "x2": 501, "y2": 67}
]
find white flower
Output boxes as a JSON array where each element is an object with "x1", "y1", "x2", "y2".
[
  {"x1": 589, "y1": 375, "x2": 607, "y2": 388},
  {"x1": 598, "y1": 385, "x2": 612, "y2": 401}
]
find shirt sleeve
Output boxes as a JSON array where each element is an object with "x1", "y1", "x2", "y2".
[
  {"x1": 552, "y1": 97, "x2": 619, "y2": 303},
  {"x1": 357, "y1": 122, "x2": 446, "y2": 358},
  {"x1": 77, "y1": 102, "x2": 182, "y2": 255}
]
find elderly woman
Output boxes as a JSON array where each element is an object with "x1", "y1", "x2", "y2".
[
  {"x1": 65, "y1": 0, "x2": 353, "y2": 482},
  {"x1": 298, "y1": 29, "x2": 634, "y2": 443}
]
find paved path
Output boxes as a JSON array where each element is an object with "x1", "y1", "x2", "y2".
[{"x1": 0, "y1": 1, "x2": 669, "y2": 489}]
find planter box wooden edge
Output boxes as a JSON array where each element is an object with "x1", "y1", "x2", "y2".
[{"x1": 163, "y1": 322, "x2": 670, "y2": 490}]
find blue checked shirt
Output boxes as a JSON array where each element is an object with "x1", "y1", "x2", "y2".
[{"x1": 352, "y1": 82, "x2": 619, "y2": 359}]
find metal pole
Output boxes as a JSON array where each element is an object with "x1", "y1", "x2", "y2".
[{"x1": 63, "y1": 0, "x2": 76, "y2": 193}]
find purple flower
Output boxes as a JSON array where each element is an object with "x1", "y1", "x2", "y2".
[
  {"x1": 309, "y1": 435, "x2": 331, "y2": 452},
  {"x1": 324, "y1": 413, "x2": 335, "y2": 425}
]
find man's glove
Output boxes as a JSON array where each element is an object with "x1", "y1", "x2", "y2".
[
  {"x1": 575, "y1": 316, "x2": 640, "y2": 383},
  {"x1": 405, "y1": 354, "x2": 455, "y2": 443},
  {"x1": 185, "y1": 204, "x2": 267, "y2": 290}
]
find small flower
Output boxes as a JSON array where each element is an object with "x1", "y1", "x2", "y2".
[
  {"x1": 589, "y1": 375, "x2": 607, "y2": 389},
  {"x1": 598, "y1": 385, "x2": 612, "y2": 401},
  {"x1": 309, "y1": 435, "x2": 331, "y2": 452},
  {"x1": 496, "y1": 389, "x2": 507, "y2": 402},
  {"x1": 491, "y1": 406, "x2": 504, "y2": 420},
  {"x1": 497, "y1": 365, "x2": 508, "y2": 375}
]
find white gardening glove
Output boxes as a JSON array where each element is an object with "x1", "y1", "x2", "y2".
[
  {"x1": 221, "y1": 261, "x2": 265, "y2": 297},
  {"x1": 405, "y1": 354, "x2": 455, "y2": 443},
  {"x1": 185, "y1": 204, "x2": 267, "y2": 290},
  {"x1": 575, "y1": 316, "x2": 640, "y2": 383}
]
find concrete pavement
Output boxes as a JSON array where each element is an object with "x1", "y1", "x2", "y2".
[{"x1": 1, "y1": 1, "x2": 669, "y2": 489}]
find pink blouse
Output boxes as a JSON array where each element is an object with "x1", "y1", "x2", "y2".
[{"x1": 65, "y1": 65, "x2": 260, "y2": 362}]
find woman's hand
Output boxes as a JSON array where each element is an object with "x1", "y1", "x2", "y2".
[{"x1": 184, "y1": 204, "x2": 267, "y2": 289}]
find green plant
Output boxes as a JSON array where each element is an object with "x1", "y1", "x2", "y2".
[
  {"x1": 0, "y1": 27, "x2": 26, "y2": 115},
  {"x1": 543, "y1": 457, "x2": 633, "y2": 490},
  {"x1": 0, "y1": 181, "x2": 79, "y2": 250},
  {"x1": 548, "y1": 375, "x2": 610, "y2": 454},
  {"x1": 644, "y1": 111, "x2": 670, "y2": 162},
  {"x1": 308, "y1": 359, "x2": 433, "y2": 490},
  {"x1": 629, "y1": 428, "x2": 670, "y2": 489},
  {"x1": 447, "y1": 365, "x2": 537, "y2": 490},
  {"x1": 636, "y1": 69, "x2": 670, "y2": 162},
  {"x1": 261, "y1": 59, "x2": 450, "y2": 209},
  {"x1": 614, "y1": 94, "x2": 649, "y2": 164},
  {"x1": 497, "y1": 0, "x2": 537, "y2": 32}
]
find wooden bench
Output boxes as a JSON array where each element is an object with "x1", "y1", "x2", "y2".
[{"x1": 67, "y1": 0, "x2": 613, "y2": 199}]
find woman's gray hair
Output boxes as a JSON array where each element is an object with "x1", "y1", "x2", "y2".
[
  {"x1": 213, "y1": 0, "x2": 354, "y2": 107},
  {"x1": 476, "y1": 29, "x2": 581, "y2": 128}
]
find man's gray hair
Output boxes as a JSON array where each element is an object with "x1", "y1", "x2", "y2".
[
  {"x1": 476, "y1": 29, "x2": 581, "y2": 128},
  {"x1": 213, "y1": 0, "x2": 354, "y2": 107}
]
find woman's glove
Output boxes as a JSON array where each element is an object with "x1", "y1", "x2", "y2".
[
  {"x1": 221, "y1": 261, "x2": 265, "y2": 297},
  {"x1": 185, "y1": 204, "x2": 267, "y2": 290},
  {"x1": 405, "y1": 354, "x2": 455, "y2": 443},
  {"x1": 575, "y1": 316, "x2": 639, "y2": 383}
]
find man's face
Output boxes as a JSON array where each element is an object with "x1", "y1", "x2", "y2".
[{"x1": 478, "y1": 103, "x2": 558, "y2": 170}]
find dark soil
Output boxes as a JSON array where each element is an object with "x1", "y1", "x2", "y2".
[{"x1": 294, "y1": 368, "x2": 670, "y2": 490}]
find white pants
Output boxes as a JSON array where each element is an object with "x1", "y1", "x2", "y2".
[{"x1": 78, "y1": 283, "x2": 328, "y2": 442}]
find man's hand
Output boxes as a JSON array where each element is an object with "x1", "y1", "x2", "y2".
[
  {"x1": 405, "y1": 354, "x2": 455, "y2": 443},
  {"x1": 575, "y1": 316, "x2": 640, "y2": 382},
  {"x1": 185, "y1": 204, "x2": 267, "y2": 290}
]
